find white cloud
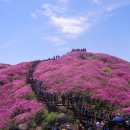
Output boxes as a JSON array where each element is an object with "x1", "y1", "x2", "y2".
[
  {"x1": 31, "y1": 10, "x2": 41, "y2": 19},
  {"x1": 107, "y1": 1, "x2": 130, "y2": 12},
  {"x1": 50, "y1": 16, "x2": 88, "y2": 36},
  {"x1": 32, "y1": 0, "x2": 89, "y2": 40},
  {"x1": 92, "y1": 0, "x2": 103, "y2": 4},
  {"x1": 32, "y1": 0, "x2": 130, "y2": 46},
  {"x1": 42, "y1": 3, "x2": 58, "y2": 16},
  {"x1": 41, "y1": 0, "x2": 90, "y2": 37},
  {"x1": 41, "y1": 0, "x2": 69, "y2": 16}
]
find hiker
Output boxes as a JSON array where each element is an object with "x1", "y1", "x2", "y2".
[
  {"x1": 109, "y1": 116, "x2": 129, "y2": 130},
  {"x1": 67, "y1": 92, "x2": 72, "y2": 106},
  {"x1": 46, "y1": 92, "x2": 50, "y2": 103},
  {"x1": 50, "y1": 93, "x2": 53, "y2": 104},
  {"x1": 61, "y1": 93, "x2": 66, "y2": 105},
  {"x1": 42, "y1": 91, "x2": 46, "y2": 102},
  {"x1": 79, "y1": 95, "x2": 83, "y2": 105},
  {"x1": 69, "y1": 94, "x2": 74, "y2": 105},
  {"x1": 80, "y1": 105, "x2": 85, "y2": 115},
  {"x1": 102, "y1": 120, "x2": 109, "y2": 130},
  {"x1": 87, "y1": 123, "x2": 95, "y2": 130},
  {"x1": 76, "y1": 121, "x2": 84, "y2": 130},
  {"x1": 95, "y1": 122, "x2": 101, "y2": 130},
  {"x1": 128, "y1": 116, "x2": 130, "y2": 128},
  {"x1": 53, "y1": 123, "x2": 60, "y2": 130},
  {"x1": 53, "y1": 92, "x2": 57, "y2": 104},
  {"x1": 47, "y1": 126, "x2": 53, "y2": 130},
  {"x1": 66, "y1": 124, "x2": 73, "y2": 130},
  {"x1": 75, "y1": 94, "x2": 80, "y2": 105},
  {"x1": 9, "y1": 126, "x2": 19, "y2": 130}
]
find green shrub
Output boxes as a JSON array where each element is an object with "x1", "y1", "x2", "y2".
[
  {"x1": 43, "y1": 109, "x2": 49, "y2": 118},
  {"x1": 34, "y1": 109, "x2": 44, "y2": 126},
  {"x1": 29, "y1": 109, "x2": 58, "y2": 129},
  {"x1": 29, "y1": 109, "x2": 45, "y2": 129},
  {"x1": 45, "y1": 112, "x2": 58, "y2": 125},
  {"x1": 67, "y1": 110, "x2": 75, "y2": 123},
  {"x1": 102, "y1": 67, "x2": 112, "y2": 74},
  {"x1": 30, "y1": 120, "x2": 37, "y2": 128},
  {"x1": 40, "y1": 110, "x2": 58, "y2": 130},
  {"x1": 42, "y1": 121, "x2": 49, "y2": 130}
]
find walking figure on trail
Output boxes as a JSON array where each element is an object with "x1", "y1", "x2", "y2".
[
  {"x1": 49, "y1": 93, "x2": 52, "y2": 104},
  {"x1": 79, "y1": 95, "x2": 83, "y2": 106},
  {"x1": 61, "y1": 93, "x2": 66, "y2": 105},
  {"x1": 53, "y1": 92, "x2": 57, "y2": 104},
  {"x1": 67, "y1": 92, "x2": 73, "y2": 107},
  {"x1": 75, "y1": 94, "x2": 80, "y2": 105},
  {"x1": 76, "y1": 120, "x2": 84, "y2": 130}
]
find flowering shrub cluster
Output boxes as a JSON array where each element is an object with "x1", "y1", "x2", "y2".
[
  {"x1": 33, "y1": 51, "x2": 130, "y2": 113},
  {"x1": 0, "y1": 63, "x2": 10, "y2": 69},
  {"x1": 0, "y1": 62, "x2": 43, "y2": 129},
  {"x1": 0, "y1": 51, "x2": 130, "y2": 128}
]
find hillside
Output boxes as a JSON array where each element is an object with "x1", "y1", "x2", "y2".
[
  {"x1": 0, "y1": 50, "x2": 130, "y2": 128},
  {"x1": 33, "y1": 51, "x2": 130, "y2": 111},
  {"x1": 0, "y1": 62, "x2": 43, "y2": 128}
]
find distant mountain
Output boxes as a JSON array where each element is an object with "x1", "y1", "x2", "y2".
[{"x1": 0, "y1": 50, "x2": 130, "y2": 128}]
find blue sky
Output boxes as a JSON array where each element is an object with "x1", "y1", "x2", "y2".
[{"x1": 0, "y1": 0, "x2": 130, "y2": 64}]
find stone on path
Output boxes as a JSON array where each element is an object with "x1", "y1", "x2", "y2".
[
  {"x1": 35, "y1": 126, "x2": 42, "y2": 130},
  {"x1": 56, "y1": 113, "x2": 67, "y2": 124},
  {"x1": 18, "y1": 123, "x2": 29, "y2": 130}
]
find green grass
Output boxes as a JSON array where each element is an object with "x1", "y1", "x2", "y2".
[{"x1": 102, "y1": 67, "x2": 112, "y2": 74}]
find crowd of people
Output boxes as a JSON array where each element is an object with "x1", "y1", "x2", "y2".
[
  {"x1": 71, "y1": 49, "x2": 87, "y2": 52},
  {"x1": 30, "y1": 48, "x2": 87, "y2": 63},
  {"x1": 41, "y1": 48, "x2": 87, "y2": 62},
  {"x1": 79, "y1": 105, "x2": 130, "y2": 130},
  {"x1": 45, "y1": 115, "x2": 130, "y2": 130},
  {"x1": 9, "y1": 116, "x2": 130, "y2": 130},
  {"x1": 42, "y1": 55, "x2": 60, "y2": 62},
  {"x1": 38, "y1": 92, "x2": 83, "y2": 106},
  {"x1": 46, "y1": 122, "x2": 85, "y2": 130}
]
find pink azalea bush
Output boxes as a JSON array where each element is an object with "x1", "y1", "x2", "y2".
[
  {"x1": 33, "y1": 51, "x2": 130, "y2": 113},
  {"x1": 0, "y1": 62, "x2": 43, "y2": 129},
  {"x1": 0, "y1": 63, "x2": 10, "y2": 69},
  {"x1": 15, "y1": 84, "x2": 32, "y2": 98},
  {"x1": 11, "y1": 100, "x2": 43, "y2": 123}
]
